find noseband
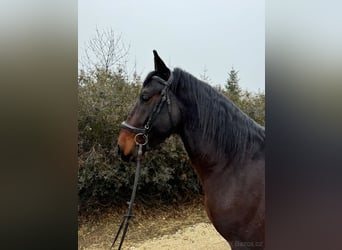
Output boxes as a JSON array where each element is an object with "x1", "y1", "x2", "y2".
[{"x1": 120, "y1": 72, "x2": 174, "y2": 144}]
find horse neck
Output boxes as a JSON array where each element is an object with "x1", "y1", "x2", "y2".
[
  {"x1": 177, "y1": 103, "x2": 264, "y2": 185},
  {"x1": 173, "y1": 73, "x2": 264, "y2": 174}
]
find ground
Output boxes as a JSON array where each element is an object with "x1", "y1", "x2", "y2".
[{"x1": 78, "y1": 197, "x2": 231, "y2": 250}]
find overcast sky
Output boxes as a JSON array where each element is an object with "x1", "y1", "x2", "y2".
[{"x1": 79, "y1": 0, "x2": 264, "y2": 92}]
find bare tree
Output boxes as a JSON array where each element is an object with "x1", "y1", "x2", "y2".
[
  {"x1": 199, "y1": 65, "x2": 212, "y2": 84},
  {"x1": 80, "y1": 28, "x2": 130, "y2": 75}
]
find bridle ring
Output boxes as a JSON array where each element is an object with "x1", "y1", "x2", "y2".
[{"x1": 134, "y1": 133, "x2": 148, "y2": 146}]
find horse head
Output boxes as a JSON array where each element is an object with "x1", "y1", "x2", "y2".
[{"x1": 117, "y1": 50, "x2": 181, "y2": 161}]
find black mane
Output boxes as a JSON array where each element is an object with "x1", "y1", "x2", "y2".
[{"x1": 171, "y1": 68, "x2": 265, "y2": 161}]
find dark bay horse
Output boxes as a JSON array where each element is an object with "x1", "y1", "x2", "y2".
[{"x1": 117, "y1": 50, "x2": 265, "y2": 249}]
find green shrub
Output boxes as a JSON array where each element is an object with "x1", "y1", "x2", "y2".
[
  {"x1": 78, "y1": 69, "x2": 264, "y2": 209},
  {"x1": 78, "y1": 70, "x2": 201, "y2": 209}
]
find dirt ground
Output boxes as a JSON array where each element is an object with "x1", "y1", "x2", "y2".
[{"x1": 78, "y1": 198, "x2": 231, "y2": 250}]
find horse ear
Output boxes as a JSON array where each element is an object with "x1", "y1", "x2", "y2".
[{"x1": 153, "y1": 50, "x2": 170, "y2": 80}]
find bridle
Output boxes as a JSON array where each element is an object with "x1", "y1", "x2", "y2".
[
  {"x1": 111, "y1": 72, "x2": 174, "y2": 250},
  {"x1": 120, "y1": 71, "x2": 174, "y2": 145}
]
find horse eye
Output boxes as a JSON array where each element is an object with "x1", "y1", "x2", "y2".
[{"x1": 141, "y1": 94, "x2": 150, "y2": 102}]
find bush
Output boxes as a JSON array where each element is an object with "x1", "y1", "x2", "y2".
[
  {"x1": 78, "y1": 70, "x2": 201, "y2": 209},
  {"x1": 78, "y1": 69, "x2": 264, "y2": 210}
]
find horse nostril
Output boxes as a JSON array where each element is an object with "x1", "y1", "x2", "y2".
[{"x1": 117, "y1": 144, "x2": 121, "y2": 155}]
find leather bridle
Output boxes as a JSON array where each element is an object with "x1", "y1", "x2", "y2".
[
  {"x1": 120, "y1": 72, "x2": 174, "y2": 145},
  {"x1": 113, "y1": 72, "x2": 174, "y2": 250}
]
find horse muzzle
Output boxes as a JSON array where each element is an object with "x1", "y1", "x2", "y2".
[
  {"x1": 117, "y1": 129, "x2": 148, "y2": 162},
  {"x1": 117, "y1": 143, "x2": 147, "y2": 162},
  {"x1": 117, "y1": 144, "x2": 131, "y2": 162}
]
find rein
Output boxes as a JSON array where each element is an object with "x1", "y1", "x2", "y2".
[{"x1": 110, "y1": 134, "x2": 147, "y2": 250}]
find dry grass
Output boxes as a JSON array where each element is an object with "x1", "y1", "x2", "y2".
[{"x1": 78, "y1": 196, "x2": 230, "y2": 250}]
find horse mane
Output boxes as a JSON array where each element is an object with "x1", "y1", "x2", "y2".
[{"x1": 170, "y1": 68, "x2": 265, "y2": 162}]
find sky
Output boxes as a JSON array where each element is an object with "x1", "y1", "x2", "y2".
[{"x1": 79, "y1": 0, "x2": 264, "y2": 92}]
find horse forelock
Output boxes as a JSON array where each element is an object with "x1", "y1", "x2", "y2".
[{"x1": 142, "y1": 71, "x2": 156, "y2": 87}]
